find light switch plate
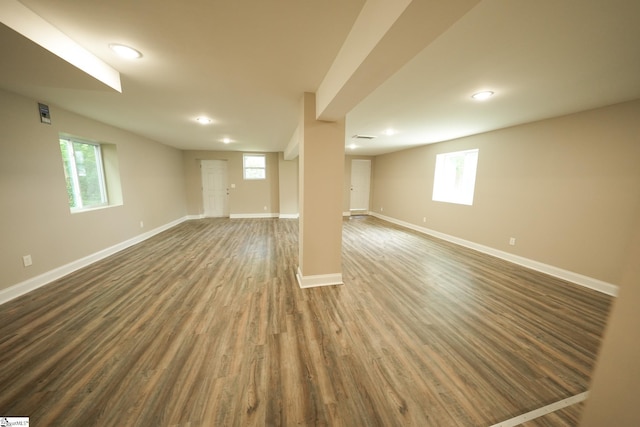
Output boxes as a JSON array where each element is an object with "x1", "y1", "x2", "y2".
[{"x1": 23, "y1": 254, "x2": 33, "y2": 267}]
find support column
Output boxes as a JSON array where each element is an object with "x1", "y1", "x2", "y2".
[
  {"x1": 580, "y1": 217, "x2": 640, "y2": 426},
  {"x1": 297, "y1": 92, "x2": 345, "y2": 288}
]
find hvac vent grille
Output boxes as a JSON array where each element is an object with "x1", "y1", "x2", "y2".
[{"x1": 351, "y1": 134, "x2": 376, "y2": 140}]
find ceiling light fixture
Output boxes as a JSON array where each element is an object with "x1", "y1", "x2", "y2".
[
  {"x1": 195, "y1": 116, "x2": 213, "y2": 124},
  {"x1": 472, "y1": 91, "x2": 494, "y2": 101},
  {"x1": 349, "y1": 144, "x2": 357, "y2": 150},
  {"x1": 384, "y1": 128, "x2": 396, "y2": 136},
  {"x1": 109, "y1": 43, "x2": 142, "y2": 59},
  {"x1": 222, "y1": 138, "x2": 231, "y2": 144}
]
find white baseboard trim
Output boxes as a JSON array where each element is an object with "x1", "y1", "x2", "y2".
[
  {"x1": 343, "y1": 211, "x2": 351, "y2": 217},
  {"x1": 489, "y1": 391, "x2": 589, "y2": 427},
  {"x1": 230, "y1": 213, "x2": 279, "y2": 219},
  {"x1": 348, "y1": 210, "x2": 370, "y2": 216},
  {"x1": 0, "y1": 216, "x2": 190, "y2": 306},
  {"x1": 370, "y1": 212, "x2": 618, "y2": 297},
  {"x1": 186, "y1": 214, "x2": 205, "y2": 220},
  {"x1": 296, "y1": 267, "x2": 343, "y2": 289},
  {"x1": 279, "y1": 213, "x2": 299, "y2": 219}
]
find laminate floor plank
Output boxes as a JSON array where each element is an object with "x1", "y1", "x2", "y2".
[{"x1": 0, "y1": 216, "x2": 612, "y2": 426}]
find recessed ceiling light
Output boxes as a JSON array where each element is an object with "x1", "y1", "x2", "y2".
[
  {"x1": 195, "y1": 116, "x2": 213, "y2": 124},
  {"x1": 472, "y1": 91, "x2": 494, "y2": 101},
  {"x1": 222, "y1": 138, "x2": 231, "y2": 144},
  {"x1": 384, "y1": 128, "x2": 396, "y2": 136},
  {"x1": 109, "y1": 43, "x2": 142, "y2": 59},
  {"x1": 349, "y1": 144, "x2": 357, "y2": 150}
]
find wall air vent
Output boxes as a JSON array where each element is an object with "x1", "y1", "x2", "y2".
[{"x1": 351, "y1": 134, "x2": 376, "y2": 140}]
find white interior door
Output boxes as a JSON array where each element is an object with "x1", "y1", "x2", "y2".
[
  {"x1": 350, "y1": 159, "x2": 371, "y2": 212},
  {"x1": 201, "y1": 160, "x2": 228, "y2": 217}
]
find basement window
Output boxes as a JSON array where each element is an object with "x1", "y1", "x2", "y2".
[
  {"x1": 432, "y1": 148, "x2": 479, "y2": 206},
  {"x1": 59, "y1": 136, "x2": 123, "y2": 212},
  {"x1": 243, "y1": 153, "x2": 266, "y2": 180}
]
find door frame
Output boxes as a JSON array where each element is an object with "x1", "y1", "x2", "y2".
[
  {"x1": 349, "y1": 158, "x2": 372, "y2": 213},
  {"x1": 201, "y1": 159, "x2": 229, "y2": 217}
]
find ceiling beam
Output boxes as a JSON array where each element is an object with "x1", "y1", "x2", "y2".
[
  {"x1": 284, "y1": 125, "x2": 300, "y2": 160},
  {"x1": 315, "y1": 0, "x2": 480, "y2": 122},
  {"x1": 0, "y1": 0, "x2": 122, "y2": 92}
]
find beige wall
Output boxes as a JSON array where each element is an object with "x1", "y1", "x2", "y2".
[
  {"x1": 182, "y1": 150, "x2": 280, "y2": 216},
  {"x1": 278, "y1": 152, "x2": 298, "y2": 216},
  {"x1": 343, "y1": 155, "x2": 375, "y2": 213},
  {"x1": 0, "y1": 88, "x2": 186, "y2": 291},
  {"x1": 372, "y1": 100, "x2": 640, "y2": 285}
]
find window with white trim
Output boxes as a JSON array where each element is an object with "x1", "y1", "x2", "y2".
[
  {"x1": 243, "y1": 153, "x2": 266, "y2": 180},
  {"x1": 59, "y1": 137, "x2": 123, "y2": 211},
  {"x1": 59, "y1": 138, "x2": 108, "y2": 210},
  {"x1": 432, "y1": 148, "x2": 479, "y2": 206}
]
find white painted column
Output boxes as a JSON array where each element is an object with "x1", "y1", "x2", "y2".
[{"x1": 297, "y1": 92, "x2": 345, "y2": 288}]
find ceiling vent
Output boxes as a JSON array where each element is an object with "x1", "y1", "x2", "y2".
[{"x1": 351, "y1": 134, "x2": 376, "y2": 140}]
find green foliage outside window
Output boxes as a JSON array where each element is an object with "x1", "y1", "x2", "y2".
[{"x1": 59, "y1": 139, "x2": 108, "y2": 210}]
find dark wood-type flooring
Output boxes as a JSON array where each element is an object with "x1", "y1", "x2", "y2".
[{"x1": 0, "y1": 216, "x2": 613, "y2": 426}]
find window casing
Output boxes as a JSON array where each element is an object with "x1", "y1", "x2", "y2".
[
  {"x1": 59, "y1": 138, "x2": 108, "y2": 211},
  {"x1": 243, "y1": 154, "x2": 266, "y2": 180},
  {"x1": 432, "y1": 149, "x2": 479, "y2": 206}
]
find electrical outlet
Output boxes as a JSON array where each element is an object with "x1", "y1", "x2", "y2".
[
  {"x1": 423, "y1": 217, "x2": 426, "y2": 223},
  {"x1": 509, "y1": 237, "x2": 516, "y2": 246},
  {"x1": 140, "y1": 220, "x2": 144, "y2": 228},
  {"x1": 380, "y1": 207, "x2": 384, "y2": 212},
  {"x1": 23, "y1": 254, "x2": 32, "y2": 267},
  {"x1": 263, "y1": 206, "x2": 267, "y2": 211}
]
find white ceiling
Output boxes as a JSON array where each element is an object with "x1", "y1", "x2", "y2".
[
  {"x1": 346, "y1": 0, "x2": 640, "y2": 155},
  {"x1": 1, "y1": 0, "x2": 639, "y2": 156}
]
